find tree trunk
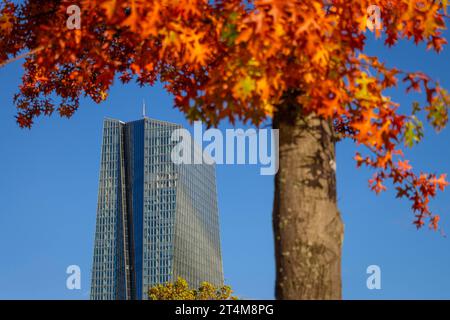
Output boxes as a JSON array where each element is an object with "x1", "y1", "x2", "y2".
[{"x1": 273, "y1": 97, "x2": 344, "y2": 300}]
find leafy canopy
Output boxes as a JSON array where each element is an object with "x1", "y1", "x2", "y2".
[
  {"x1": 1, "y1": 0, "x2": 449, "y2": 229},
  {"x1": 148, "y1": 277, "x2": 237, "y2": 300}
]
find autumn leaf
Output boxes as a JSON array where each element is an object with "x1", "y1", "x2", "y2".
[
  {"x1": 99, "y1": 0, "x2": 118, "y2": 19},
  {"x1": 234, "y1": 75, "x2": 256, "y2": 99},
  {"x1": 122, "y1": 0, "x2": 141, "y2": 32},
  {"x1": 404, "y1": 117, "x2": 424, "y2": 148},
  {"x1": 184, "y1": 31, "x2": 210, "y2": 65},
  {"x1": 0, "y1": 14, "x2": 13, "y2": 34},
  {"x1": 431, "y1": 174, "x2": 449, "y2": 191},
  {"x1": 397, "y1": 160, "x2": 412, "y2": 173}
]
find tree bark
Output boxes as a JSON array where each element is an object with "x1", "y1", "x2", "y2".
[{"x1": 273, "y1": 96, "x2": 344, "y2": 300}]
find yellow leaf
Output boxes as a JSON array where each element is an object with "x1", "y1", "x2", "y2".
[
  {"x1": 100, "y1": 91, "x2": 108, "y2": 100},
  {"x1": 311, "y1": 47, "x2": 329, "y2": 67},
  {"x1": 262, "y1": 100, "x2": 274, "y2": 116},
  {"x1": 234, "y1": 75, "x2": 256, "y2": 98}
]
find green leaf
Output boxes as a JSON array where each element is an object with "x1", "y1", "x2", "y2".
[
  {"x1": 221, "y1": 23, "x2": 238, "y2": 46},
  {"x1": 404, "y1": 116, "x2": 424, "y2": 148},
  {"x1": 412, "y1": 101, "x2": 421, "y2": 115},
  {"x1": 237, "y1": 75, "x2": 256, "y2": 98}
]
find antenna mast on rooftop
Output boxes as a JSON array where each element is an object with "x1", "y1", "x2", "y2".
[{"x1": 142, "y1": 99, "x2": 146, "y2": 118}]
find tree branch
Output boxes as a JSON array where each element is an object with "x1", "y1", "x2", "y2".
[{"x1": 0, "y1": 46, "x2": 44, "y2": 68}]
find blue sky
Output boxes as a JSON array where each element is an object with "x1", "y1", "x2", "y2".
[{"x1": 0, "y1": 29, "x2": 449, "y2": 299}]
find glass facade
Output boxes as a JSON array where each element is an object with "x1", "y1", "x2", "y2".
[{"x1": 90, "y1": 118, "x2": 223, "y2": 300}]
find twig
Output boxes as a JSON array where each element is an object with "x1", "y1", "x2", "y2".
[{"x1": 0, "y1": 46, "x2": 44, "y2": 68}]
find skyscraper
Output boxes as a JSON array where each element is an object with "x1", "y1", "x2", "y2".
[{"x1": 90, "y1": 117, "x2": 223, "y2": 300}]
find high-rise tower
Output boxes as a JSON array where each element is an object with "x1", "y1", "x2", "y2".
[{"x1": 90, "y1": 117, "x2": 223, "y2": 300}]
